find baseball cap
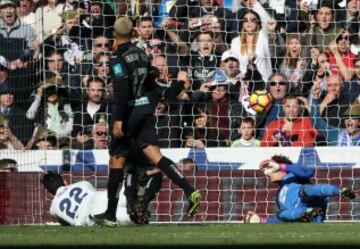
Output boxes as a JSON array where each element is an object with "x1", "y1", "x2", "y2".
[
  {"x1": 114, "y1": 16, "x2": 133, "y2": 36},
  {"x1": 0, "y1": 0, "x2": 17, "y2": 8},
  {"x1": 221, "y1": 50, "x2": 238, "y2": 62}
]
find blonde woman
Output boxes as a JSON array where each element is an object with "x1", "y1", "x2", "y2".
[{"x1": 230, "y1": 8, "x2": 273, "y2": 81}]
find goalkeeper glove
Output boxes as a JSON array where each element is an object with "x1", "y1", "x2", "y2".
[
  {"x1": 261, "y1": 160, "x2": 281, "y2": 176},
  {"x1": 244, "y1": 211, "x2": 261, "y2": 224},
  {"x1": 300, "y1": 207, "x2": 323, "y2": 222}
]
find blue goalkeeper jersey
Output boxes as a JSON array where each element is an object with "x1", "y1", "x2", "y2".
[{"x1": 266, "y1": 164, "x2": 323, "y2": 224}]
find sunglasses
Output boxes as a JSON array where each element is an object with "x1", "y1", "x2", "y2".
[
  {"x1": 269, "y1": 81, "x2": 287, "y2": 86},
  {"x1": 95, "y1": 43, "x2": 110, "y2": 48},
  {"x1": 96, "y1": 131, "x2": 108, "y2": 136},
  {"x1": 337, "y1": 35, "x2": 349, "y2": 41}
]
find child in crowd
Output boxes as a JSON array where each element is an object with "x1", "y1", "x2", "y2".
[{"x1": 231, "y1": 116, "x2": 260, "y2": 147}]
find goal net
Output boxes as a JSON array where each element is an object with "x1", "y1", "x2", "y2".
[{"x1": 0, "y1": 0, "x2": 360, "y2": 225}]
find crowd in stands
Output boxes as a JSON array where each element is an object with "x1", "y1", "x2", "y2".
[{"x1": 0, "y1": 0, "x2": 359, "y2": 150}]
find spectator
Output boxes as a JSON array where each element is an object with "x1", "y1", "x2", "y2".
[
  {"x1": 279, "y1": 34, "x2": 309, "y2": 90},
  {"x1": 183, "y1": 106, "x2": 227, "y2": 148},
  {"x1": 151, "y1": 55, "x2": 186, "y2": 147},
  {"x1": 80, "y1": 0, "x2": 115, "y2": 39},
  {"x1": 327, "y1": 29, "x2": 357, "y2": 81},
  {"x1": 42, "y1": 9, "x2": 85, "y2": 67},
  {"x1": 317, "y1": 74, "x2": 351, "y2": 128},
  {"x1": 135, "y1": 15, "x2": 154, "y2": 50},
  {"x1": 17, "y1": 0, "x2": 35, "y2": 28},
  {"x1": 261, "y1": 94, "x2": 319, "y2": 147},
  {"x1": 0, "y1": 117, "x2": 24, "y2": 150},
  {"x1": 31, "y1": 125, "x2": 58, "y2": 150},
  {"x1": 310, "y1": 81, "x2": 360, "y2": 146},
  {"x1": 0, "y1": 158, "x2": 17, "y2": 172},
  {"x1": 220, "y1": 50, "x2": 264, "y2": 117},
  {"x1": 26, "y1": 78, "x2": 74, "y2": 137},
  {"x1": 0, "y1": 84, "x2": 33, "y2": 144},
  {"x1": 257, "y1": 72, "x2": 289, "y2": 136},
  {"x1": 0, "y1": 0, "x2": 37, "y2": 65},
  {"x1": 260, "y1": 0, "x2": 311, "y2": 33},
  {"x1": 34, "y1": 0, "x2": 63, "y2": 41},
  {"x1": 72, "y1": 76, "x2": 108, "y2": 141},
  {"x1": 188, "y1": 31, "x2": 219, "y2": 90},
  {"x1": 192, "y1": 81, "x2": 232, "y2": 141},
  {"x1": 93, "y1": 118, "x2": 108, "y2": 149},
  {"x1": 145, "y1": 35, "x2": 188, "y2": 76},
  {"x1": 72, "y1": 116, "x2": 109, "y2": 150},
  {"x1": 337, "y1": 0, "x2": 360, "y2": 31},
  {"x1": 170, "y1": 0, "x2": 234, "y2": 45},
  {"x1": 230, "y1": 8, "x2": 273, "y2": 82},
  {"x1": 311, "y1": 1, "x2": 343, "y2": 51},
  {"x1": 231, "y1": 116, "x2": 260, "y2": 147},
  {"x1": 343, "y1": 56, "x2": 360, "y2": 103},
  {"x1": 81, "y1": 35, "x2": 111, "y2": 76}
]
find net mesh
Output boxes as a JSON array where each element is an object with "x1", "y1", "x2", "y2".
[{"x1": 0, "y1": 0, "x2": 359, "y2": 224}]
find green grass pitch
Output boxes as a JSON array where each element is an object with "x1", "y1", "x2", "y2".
[{"x1": 1, "y1": 223, "x2": 360, "y2": 247}]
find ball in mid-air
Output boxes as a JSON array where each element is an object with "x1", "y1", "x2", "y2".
[{"x1": 249, "y1": 90, "x2": 272, "y2": 113}]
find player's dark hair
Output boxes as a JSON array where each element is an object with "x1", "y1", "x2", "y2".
[
  {"x1": 271, "y1": 155, "x2": 293, "y2": 165},
  {"x1": 41, "y1": 172, "x2": 65, "y2": 195},
  {"x1": 241, "y1": 116, "x2": 255, "y2": 127}
]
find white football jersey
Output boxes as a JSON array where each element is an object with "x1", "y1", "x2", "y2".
[{"x1": 50, "y1": 181, "x2": 131, "y2": 226}]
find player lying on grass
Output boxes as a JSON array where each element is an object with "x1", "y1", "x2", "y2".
[
  {"x1": 42, "y1": 172, "x2": 131, "y2": 226},
  {"x1": 244, "y1": 155, "x2": 356, "y2": 224},
  {"x1": 42, "y1": 170, "x2": 162, "y2": 226}
]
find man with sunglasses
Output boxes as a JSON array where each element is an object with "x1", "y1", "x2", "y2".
[
  {"x1": 257, "y1": 72, "x2": 288, "y2": 138},
  {"x1": 328, "y1": 29, "x2": 356, "y2": 81}
]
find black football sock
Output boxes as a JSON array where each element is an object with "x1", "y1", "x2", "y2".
[
  {"x1": 157, "y1": 157, "x2": 195, "y2": 196},
  {"x1": 124, "y1": 171, "x2": 137, "y2": 207},
  {"x1": 106, "y1": 168, "x2": 124, "y2": 219},
  {"x1": 142, "y1": 172, "x2": 163, "y2": 206}
]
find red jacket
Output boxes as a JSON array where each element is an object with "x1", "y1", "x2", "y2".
[{"x1": 260, "y1": 117, "x2": 319, "y2": 147}]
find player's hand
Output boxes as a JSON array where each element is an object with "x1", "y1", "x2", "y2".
[
  {"x1": 260, "y1": 160, "x2": 281, "y2": 176},
  {"x1": 300, "y1": 207, "x2": 323, "y2": 222},
  {"x1": 112, "y1": 121, "x2": 124, "y2": 138},
  {"x1": 244, "y1": 210, "x2": 261, "y2": 223}
]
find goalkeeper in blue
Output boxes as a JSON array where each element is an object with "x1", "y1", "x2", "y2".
[{"x1": 244, "y1": 155, "x2": 356, "y2": 224}]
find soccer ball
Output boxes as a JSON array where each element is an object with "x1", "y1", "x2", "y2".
[{"x1": 249, "y1": 90, "x2": 272, "y2": 113}]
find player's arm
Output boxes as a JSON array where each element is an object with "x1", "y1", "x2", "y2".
[
  {"x1": 260, "y1": 160, "x2": 314, "y2": 179},
  {"x1": 111, "y1": 58, "x2": 130, "y2": 122}
]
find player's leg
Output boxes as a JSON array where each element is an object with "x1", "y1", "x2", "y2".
[
  {"x1": 142, "y1": 145, "x2": 201, "y2": 216},
  {"x1": 132, "y1": 114, "x2": 201, "y2": 216},
  {"x1": 92, "y1": 137, "x2": 128, "y2": 226},
  {"x1": 303, "y1": 184, "x2": 356, "y2": 199},
  {"x1": 130, "y1": 169, "x2": 162, "y2": 225}
]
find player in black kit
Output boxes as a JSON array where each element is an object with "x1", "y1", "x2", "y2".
[{"x1": 92, "y1": 17, "x2": 200, "y2": 227}]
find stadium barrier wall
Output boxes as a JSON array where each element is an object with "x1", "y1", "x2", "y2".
[{"x1": 0, "y1": 147, "x2": 359, "y2": 224}]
